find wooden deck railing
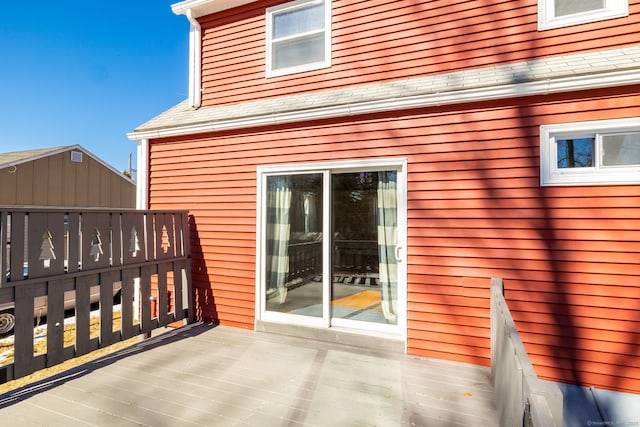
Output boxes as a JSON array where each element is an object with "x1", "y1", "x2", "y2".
[
  {"x1": 0, "y1": 208, "x2": 192, "y2": 383},
  {"x1": 490, "y1": 277, "x2": 563, "y2": 427}
]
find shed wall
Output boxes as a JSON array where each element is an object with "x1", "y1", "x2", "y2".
[
  {"x1": 0, "y1": 151, "x2": 135, "y2": 208},
  {"x1": 198, "y1": 0, "x2": 640, "y2": 107},
  {"x1": 148, "y1": 86, "x2": 640, "y2": 394}
]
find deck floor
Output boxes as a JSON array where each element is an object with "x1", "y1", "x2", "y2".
[{"x1": 0, "y1": 324, "x2": 499, "y2": 426}]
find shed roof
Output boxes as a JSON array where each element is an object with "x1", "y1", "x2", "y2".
[{"x1": 0, "y1": 146, "x2": 69, "y2": 169}]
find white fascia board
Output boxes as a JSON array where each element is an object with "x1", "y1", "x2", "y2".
[
  {"x1": 127, "y1": 68, "x2": 640, "y2": 141},
  {"x1": 172, "y1": 0, "x2": 257, "y2": 17}
]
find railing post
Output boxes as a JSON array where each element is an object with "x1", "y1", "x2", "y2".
[{"x1": 490, "y1": 277, "x2": 563, "y2": 427}]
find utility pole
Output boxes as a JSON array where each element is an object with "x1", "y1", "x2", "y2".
[{"x1": 127, "y1": 152, "x2": 137, "y2": 182}]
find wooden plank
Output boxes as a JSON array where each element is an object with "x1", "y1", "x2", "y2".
[
  {"x1": 173, "y1": 260, "x2": 185, "y2": 321},
  {"x1": 155, "y1": 213, "x2": 174, "y2": 260},
  {"x1": 9, "y1": 212, "x2": 25, "y2": 282},
  {"x1": 74, "y1": 274, "x2": 93, "y2": 357},
  {"x1": 61, "y1": 148, "x2": 75, "y2": 206},
  {"x1": 120, "y1": 267, "x2": 138, "y2": 340},
  {"x1": 0, "y1": 211, "x2": 7, "y2": 286},
  {"x1": 99, "y1": 271, "x2": 116, "y2": 348},
  {"x1": 29, "y1": 158, "x2": 49, "y2": 206},
  {"x1": 109, "y1": 169, "x2": 120, "y2": 208},
  {"x1": 45, "y1": 278, "x2": 67, "y2": 366},
  {"x1": 0, "y1": 165, "x2": 18, "y2": 205},
  {"x1": 74, "y1": 149, "x2": 90, "y2": 206},
  {"x1": 67, "y1": 212, "x2": 80, "y2": 274},
  {"x1": 140, "y1": 265, "x2": 153, "y2": 334},
  {"x1": 80, "y1": 212, "x2": 111, "y2": 270},
  {"x1": 13, "y1": 283, "x2": 35, "y2": 378},
  {"x1": 46, "y1": 153, "x2": 63, "y2": 206},
  {"x1": 173, "y1": 212, "x2": 185, "y2": 257},
  {"x1": 16, "y1": 162, "x2": 34, "y2": 206},
  {"x1": 146, "y1": 212, "x2": 155, "y2": 261},
  {"x1": 28, "y1": 212, "x2": 65, "y2": 279},
  {"x1": 87, "y1": 159, "x2": 100, "y2": 207},
  {"x1": 157, "y1": 262, "x2": 169, "y2": 326},
  {"x1": 111, "y1": 213, "x2": 123, "y2": 267},
  {"x1": 99, "y1": 167, "x2": 111, "y2": 208},
  {"x1": 121, "y1": 212, "x2": 146, "y2": 264}
]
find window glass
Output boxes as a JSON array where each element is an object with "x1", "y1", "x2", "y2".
[
  {"x1": 540, "y1": 119, "x2": 640, "y2": 186},
  {"x1": 273, "y1": 3, "x2": 325, "y2": 39},
  {"x1": 273, "y1": 33, "x2": 325, "y2": 70},
  {"x1": 539, "y1": 0, "x2": 628, "y2": 30},
  {"x1": 267, "y1": 0, "x2": 329, "y2": 76},
  {"x1": 602, "y1": 133, "x2": 640, "y2": 166},
  {"x1": 554, "y1": 0, "x2": 604, "y2": 16},
  {"x1": 557, "y1": 137, "x2": 594, "y2": 168},
  {"x1": 265, "y1": 173, "x2": 323, "y2": 314}
]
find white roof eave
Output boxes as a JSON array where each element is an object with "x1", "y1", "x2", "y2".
[{"x1": 171, "y1": 0, "x2": 258, "y2": 17}]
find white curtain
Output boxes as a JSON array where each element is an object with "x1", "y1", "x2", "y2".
[
  {"x1": 266, "y1": 178, "x2": 292, "y2": 304},
  {"x1": 377, "y1": 171, "x2": 398, "y2": 324}
]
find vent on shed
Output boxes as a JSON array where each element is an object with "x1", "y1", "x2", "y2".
[{"x1": 71, "y1": 151, "x2": 83, "y2": 162}]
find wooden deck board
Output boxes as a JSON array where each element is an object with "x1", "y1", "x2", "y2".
[{"x1": 0, "y1": 323, "x2": 499, "y2": 426}]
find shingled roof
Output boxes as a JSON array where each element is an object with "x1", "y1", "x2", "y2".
[
  {"x1": 0, "y1": 146, "x2": 69, "y2": 169},
  {"x1": 129, "y1": 44, "x2": 640, "y2": 140}
]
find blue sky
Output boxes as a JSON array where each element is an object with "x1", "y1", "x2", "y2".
[{"x1": 0, "y1": 1, "x2": 189, "y2": 177}]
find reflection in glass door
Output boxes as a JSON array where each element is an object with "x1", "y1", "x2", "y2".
[
  {"x1": 262, "y1": 165, "x2": 401, "y2": 331},
  {"x1": 331, "y1": 172, "x2": 397, "y2": 325},
  {"x1": 265, "y1": 173, "x2": 324, "y2": 316}
]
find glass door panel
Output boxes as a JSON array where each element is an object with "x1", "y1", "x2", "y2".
[
  {"x1": 331, "y1": 171, "x2": 398, "y2": 325},
  {"x1": 264, "y1": 173, "x2": 324, "y2": 317}
]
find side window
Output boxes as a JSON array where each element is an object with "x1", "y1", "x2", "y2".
[
  {"x1": 540, "y1": 118, "x2": 640, "y2": 186},
  {"x1": 538, "y1": 0, "x2": 628, "y2": 30},
  {"x1": 266, "y1": 0, "x2": 331, "y2": 77}
]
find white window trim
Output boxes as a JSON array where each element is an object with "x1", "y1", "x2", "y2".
[
  {"x1": 265, "y1": 0, "x2": 331, "y2": 78},
  {"x1": 540, "y1": 118, "x2": 640, "y2": 186},
  {"x1": 538, "y1": 0, "x2": 628, "y2": 30},
  {"x1": 255, "y1": 158, "x2": 408, "y2": 341}
]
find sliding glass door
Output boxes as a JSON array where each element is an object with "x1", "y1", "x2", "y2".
[
  {"x1": 330, "y1": 171, "x2": 398, "y2": 326},
  {"x1": 259, "y1": 160, "x2": 405, "y2": 335},
  {"x1": 264, "y1": 173, "x2": 324, "y2": 316}
]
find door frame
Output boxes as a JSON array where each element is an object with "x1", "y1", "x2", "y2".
[{"x1": 255, "y1": 158, "x2": 408, "y2": 341}]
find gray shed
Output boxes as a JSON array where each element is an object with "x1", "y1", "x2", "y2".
[{"x1": 0, "y1": 145, "x2": 135, "y2": 208}]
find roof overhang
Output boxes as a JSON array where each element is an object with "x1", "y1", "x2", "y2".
[
  {"x1": 171, "y1": 0, "x2": 258, "y2": 17},
  {"x1": 128, "y1": 42, "x2": 640, "y2": 141}
]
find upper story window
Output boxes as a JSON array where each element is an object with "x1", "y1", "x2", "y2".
[
  {"x1": 538, "y1": 0, "x2": 628, "y2": 30},
  {"x1": 266, "y1": 0, "x2": 331, "y2": 77},
  {"x1": 540, "y1": 118, "x2": 640, "y2": 186}
]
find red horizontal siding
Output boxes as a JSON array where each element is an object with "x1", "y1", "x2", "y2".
[
  {"x1": 197, "y1": 0, "x2": 640, "y2": 107},
  {"x1": 149, "y1": 86, "x2": 640, "y2": 393}
]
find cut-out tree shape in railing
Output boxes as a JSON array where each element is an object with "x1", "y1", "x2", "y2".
[
  {"x1": 130, "y1": 226, "x2": 140, "y2": 258},
  {"x1": 90, "y1": 228, "x2": 103, "y2": 262},
  {"x1": 39, "y1": 228, "x2": 56, "y2": 268},
  {"x1": 161, "y1": 224, "x2": 171, "y2": 254}
]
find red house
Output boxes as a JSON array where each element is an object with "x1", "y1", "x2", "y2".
[{"x1": 129, "y1": 0, "x2": 640, "y2": 403}]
